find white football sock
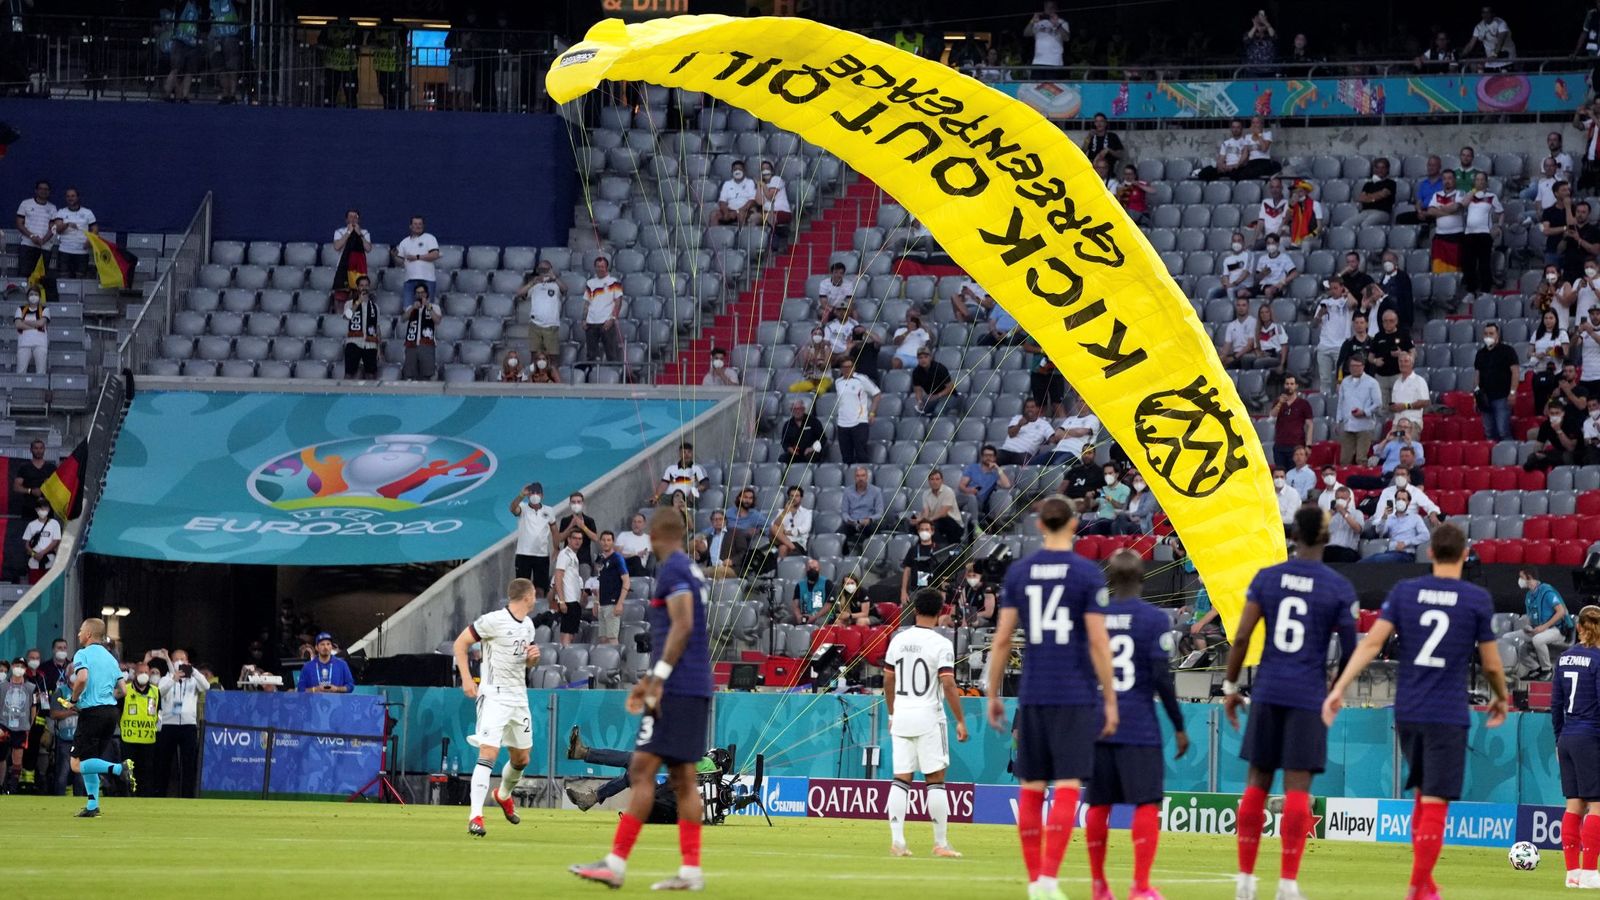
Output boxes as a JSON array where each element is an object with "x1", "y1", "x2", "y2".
[
  {"x1": 888, "y1": 780, "x2": 910, "y2": 846},
  {"x1": 470, "y1": 760, "x2": 493, "y2": 819},
  {"x1": 497, "y1": 762, "x2": 524, "y2": 802},
  {"x1": 927, "y1": 783, "x2": 950, "y2": 847}
]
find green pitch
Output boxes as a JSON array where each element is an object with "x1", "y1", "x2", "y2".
[{"x1": 0, "y1": 797, "x2": 1546, "y2": 898}]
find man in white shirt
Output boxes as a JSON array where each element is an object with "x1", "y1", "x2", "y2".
[
  {"x1": 703, "y1": 347, "x2": 740, "y2": 386},
  {"x1": 1373, "y1": 466, "x2": 1442, "y2": 523},
  {"x1": 996, "y1": 397, "x2": 1055, "y2": 465},
  {"x1": 15, "y1": 180, "x2": 57, "y2": 279},
  {"x1": 1389, "y1": 351, "x2": 1431, "y2": 436},
  {"x1": 1196, "y1": 119, "x2": 1248, "y2": 182},
  {"x1": 1218, "y1": 296, "x2": 1256, "y2": 368},
  {"x1": 1461, "y1": 171, "x2": 1503, "y2": 296},
  {"x1": 509, "y1": 481, "x2": 559, "y2": 594},
  {"x1": 1574, "y1": 306, "x2": 1600, "y2": 396},
  {"x1": 614, "y1": 513, "x2": 653, "y2": 576},
  {"x1": 1313, "y1": 280, "x2": 1354, "y2": 391},
  {"x1": 654, "y1": 442, "x2": 709, "y2": 504},
  {"x1": 950, "y1": 279, "x2": 993, "y2": 323},
  {"x1": 1249, "y1": 176, "x2": 1288, "y2": 248},
  {"x1": 1315, "y1": 466, "x2": 1348, "y2": 512},
  {"x1": 770, "y1": 485, "x2": 813, "y2": 559},
  {"x1": 583, "y1": 256, "x2": 624, "y2": 364},
  {"x1": 1254, "y1": 237, "x2": 1297, "y2": 300},
  {"x1": 1210, "y1": 232, "x2": 1255, "y2": 299},
  {"x1": 1463, "y1": 6, "x2": 1515, "y2": 70},
  {"x1": 714, "y1": 160, "x2": 759, "y2": 225},
  {"x1": 391, "y1": 215, "x2": 440, "y2": 301},
  {"x1": 452, "y1": 578, "x2": 540, "y2": 836},
  {"x1": 1584, "y1": 397, "x2": 1600, "y2": 462},
  {"x1": 153, "y1": 648, "x2": 209, "y2": 797},
  {"x1": 52, "y1": 188, "x2": 97, "y2": 279},
  {"x1": 553, "y1": 530, "x2": 586, "y2": 646},
  {"x1": 818, "y1": 262, "x2": 854, "y2": 318},
  {"x1": 756, "y1": 160, "x2": 791, "y2": 227},
  {"x1": 1520, "y1": 156, "x2": 1561, "y2": 210},
  {"x1": 333, "y1": 208, "x2": 372, "y2": 258},
  {"x1": 1033, "y1": 395, "x2": 1099, "y2": 464},
  {"x1": 1023, "y1": 1, "x2": 1068, "y2": 68},
  {"x1": 883, "y1": 588, "x2": 967, "y2": 860},
  {"x1": 1425, "y1": 170, "x2": 1465, "y2": 280},
  {"x1": 1546, "y1": 131, "x2": 1575, "y2": 182},
  {"x1": 517, "y1": 260, "x2": 564, "y2": 357},
  {"x1": 1272, "y1": 468, "x2": 1302, "y2": 526},
  {"x1": 834, "y1": 357, "x2": 881, "y2": 465}
]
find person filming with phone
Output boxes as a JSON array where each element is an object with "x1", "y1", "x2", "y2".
[{"x1": 152, "y1": 648, "x2": 208, "y2": 797}]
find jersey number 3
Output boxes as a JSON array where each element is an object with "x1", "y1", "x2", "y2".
[{"x1": 1026, "y1": 585, "x2": 1074, "y2": 646}]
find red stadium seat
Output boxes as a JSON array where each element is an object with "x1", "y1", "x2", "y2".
[
  {"x1": 861, "y1": 626, "x2": 894, "y2": 667},
  {"x1": 1578, "y1": 518, "x2": 1600, "y2": 543},
  {"x1": 1457, "y1": 417, "x2": 1486, "y2": 440},
  {"x1": 1076, "y1": 535, "x2": 1107, "y2": 559},
  {"x1": 875, "y1": 603, "x2": 902, "y2": 625},
  {"x1": 1310, "y1": 442, "x2": 1339, "y2": 467},
  {"x1": 1433, "y1": 468, "x2": 1464, "y2": 491},
  {"x1": 1474, "y1": 540, "x2": 1500, "y2": 564},
  {"x1": 1460, "y1": 443, "x2": 1492, "y2": 467},
  {"x1": 1488, "y1": 467, "x2": 1519, "y2": 491},
  {"x1": 1523, "y1": 516, "x2": 1552, "y2": 540},
  {"x1": 1552, "y1": 517, "x2": 1582, "y2": 540},
  {"x1": 1441, "y1": 391, "x2": 1475, "y2": 418},
  {"x1": 1152, "y1": 514, "x2": 1174, "y2": 536},
  {"x1": 1433, "y1": 442, "x2": 1462, "y2": 467},
  {"x1": 1357, "y1": 609, "x2": 1380, "y2": 633},
  {"x1": 1556, "y1": 541, "x2": 1589, "y2": 567},
  {"x1": 1496, "y1": 540, "x2": 1526, "y2": 565},
  {"x1": 1524, "y1": 541, "x2": 1554, "y2": 566},
  {"x1": 1127, "y1": 534, "x2": 1158, "y2": 560},
  {"x1": 1579, "y1": 492, "x2": 1600, "y2": 517},
  {"x1": 1434, "y1": 490, "x2": 1469, "y2": 516},
  {"x1": 1462, "y1": 468, "x2": 1491, "y2": 492},
  {"x1": 1518, "y1": 469, "x2": 1547, "y2": 491}
]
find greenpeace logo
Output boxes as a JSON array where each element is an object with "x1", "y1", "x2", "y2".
[{"x1": 558, "y1": 49, "x2": 599, "y2": 68}]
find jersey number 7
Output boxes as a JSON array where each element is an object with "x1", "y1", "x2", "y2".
[{"x1": 1025, "y1": 585, "x2": 1074, "y2": 646}]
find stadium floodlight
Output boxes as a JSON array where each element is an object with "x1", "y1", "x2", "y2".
[{"x1": 100, "y1": 606, "x2": 115, "y2": 617}]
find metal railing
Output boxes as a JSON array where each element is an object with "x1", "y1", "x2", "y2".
[
  {"x1": 117, "y1": 191, "x2": 210, "y2": 375},
  {"x1": 964, "y1": 53, "x2": 1595, "y2": 83}
]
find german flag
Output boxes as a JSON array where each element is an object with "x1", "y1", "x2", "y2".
[
  {"x1": 40, "y1": 440, "x2": 86, "y2": 521},
  {"x1": 332, "y1": 232, "x2": 368, "y2": 295},
  {"x1": 84, "y1": 232, "x2": 137, "y2": 290}
]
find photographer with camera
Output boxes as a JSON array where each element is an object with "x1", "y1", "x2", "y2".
[
  {"x1": 152, "y1": 648, "x2": 208, "y2": 797},
  {"x1": 516, "y1": 261, "x2": 564, "y2": 359},
  {"x1": 341, "y1": 274, "x2": 382, "y2": 379}
]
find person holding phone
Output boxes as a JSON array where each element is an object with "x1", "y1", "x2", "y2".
[{"x1": 153, "y1": 648, "x2": 209, "y2": 797}]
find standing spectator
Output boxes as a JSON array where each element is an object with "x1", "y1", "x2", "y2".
[
  {"x1": 1112, "y1": 165, "x2": 1150, "y2": 225},
  {"x1": 1241, "y1": 9, "x2": 1277, "y2": 74},
  {"x1": 1425, "y1": 170, "x2": 1466, "y2": 279},
  {"x1": 400, "y1": 284, "x2": 441, "y2": 381},
  {"x1": 1335, "y1": 355, "x2": 1381, "y2": 464},
  {"x1": 1517, "y1": 569, "x2": 1571, "y2": 679},
  {"x1": 1389, "y1": 352, "x2": 1431, "y2": 437},
  {"x1": 1402, "y1": 156, "x2": 1447, "y2": 229},
  {"x1": 1218, "y1": 296, "x2": 1256, "y2": 368},
  {"x1": 910, "y1": 348, "x2": 957, "y2": 417},
  {"x1": 1578, "y1": 2, "x2": 1600, "y2": 90},
  {"x1": 1194, "y1": 119, "x2": 1249, "y2": 182},
  {"x1": 165, "y1": 0, "x2": 201, "y2": 101},
  {"x1": 1324, "y1": 487, "x2": 1365, "y2": 563},
  {"x1": 13, "y1": 286, "x2": 48, "y2": 374},
  {"x1": 1462, "y1": 6, "x2": 1516, "y2": 70},
  {"x1": 703, "y1": 347, "x2": 740, "y2": 386},
  {"x1": 21, "y1": 501, "x2": 60, "y2": 585},
  {"x1": 1562, "y1": 205, "x2": 1600, "y2": 284},
  {"x1": 888, "y1": 313, "x2": 931, "y2": 369},
  {"x1": 509, "y1": 481, "x2": 558, "y2": 591},
  {"x1": 552, "y1": 530, "x2": 585, "y2": 647},
  {"x1": 1314, "y1": 279, "x2": 1355, "y2": 390},
  {"x1": 841, "y1": 466, "x2": 885, "y2": 555},
  {"x1": 1033, "y1": 395, "x2": 1099, "y2": 465},
  {"x1": 341, "y1": 276, "x2": 381, "y2": 379},
  {"x1": 1562, "y1": 258, "x2": 1600, "y2": 330},
  {"x1": 1248, "y1": 176, "x2": 1288, "y2": 248},
  {"x1": 1351, "y1": 158, "x2": 1396, "y2": 227},
  {"x1": 498, "y1": 349, "x2": 529, "y2": 383},
  {"x1": 14, "y1": 180, "x2": 55, "y2": 279},
  {"x1": 1272, "y1": 468, "x2": 1302, "y2": 527},
  {"x1": 956, "y1": 445, "x2": 1010, "y2": 532},
  {"x1": 1573, "y1": 306, "x2": 1600, "y2": 394},
  {"x1": 1284, "y1": 178, "x2": 1322, "y2": 249},
  {"x1": 1475, "y1": 323, "x2": 1521, "y2": 442},
  {"x1": 1336, "y1": 251, "x2": 1374, "y2": 298},
  {"x1": 997, "y1": 397, "x2": 1054, "y2": 465},
  {"x1": 788, "y1": 327, "x2": 834, "y2": 394},
  {"x1": 780, "y1": 400, "x2": 826, "y2": 465},
  {"x1": 1454, "y1": 146, "x2": 1485, "y2": 189},
  {"x1": 516, "y1": 261, "x2": 563, "y2": 360},
  {"x1": 653, "y1": 443, "x2": 708, "y2": 505},
  {"x1": 582, "y1": 256, "x2": 624, "y2": 366},
  {"x1": 1376, "y1": 250, "x2": 1413, "y2": 322},
  {"x1": 153, "y1": 648, "x2": 208, "y2": 798},
  {"x1": 1269, "y1": 375, "x2": 1313, "y2": 469},
  {"x1": 1367, "y1": 309, "x2": 1413, "y2": 410},
  {"x1": 899, "y1": 525, "x2": 944, "y2": 604},
  {"x1": 1461, "y1": 171, "x2": 1503, "y2": 298},
  {"x1": 1542, "y1": 182, "x2": 1576, "y2": 270},
  {"x1": 11, "y1": 439, "x2": 55, "y2": 518},
  {"x1": 714, "y1": 160, "x2": 758, "y2": 225},
  {"x1": 833, "y1": 357, "x2": 881, "y2": 465},
  {"x1": 333, "y1": 209, "x2": 372, "y2": 261},
  {"x1": 391, "y1": 216, "x2": 440, "y2": 301},
  {"x1": 556, "y1": 491, "x2": 599, "y2": 569},
  {"x1": 613, "y1": 513, "x2": 653, "y2": 576},
  {"x1": 297, "y1": 633, "x2": 355, "y2": 692},
  {"x1": 791, "y1": 559, "x2": 832, "y2": 626},
  {"x1": 1284, "y1": 446, "x2": 1317, "y2": 499},
  {"x1": 1585, "y1": 395, "x2": 1600, "y2": 463},
  {"x1": 1361, "y1": 490, "x2": 1430, "y2": 563},
  {"x1": 1532, "y1": 310, "x2": 1568, "y2": 362},
  {"x1": 1546, "y1": 131, "x2": 1575, "y2": 183},
  {"x1": 1, "y1": 658, "x2": 35, "y2": 793},
  {"x1": 770, "y1": 485, "x2": 812, "y2": 559},
  {"x1": 1577, "y1": 105, "x2": 1600, "y2": 194},
  {"x1": 51, "y1": 188, "x2": 97, "y2": 279},
  {"x1": 906, "y1": 469, "x2": 963, "y2": 545},
  {"x1": 1211, "y1": 232, "x2": 1254, "y2": 299},
  {"x1": 1024, "y1": 2, "x2": 1068, "y2": 71},
  {"x1": 209, "y1": 0, "x2": 244, "y2": 102},
  {"x1": 1082, "y1": 113, "x2": 1123, "y2": 167},
  {"x1": 1253, "y1": 236, "x2": 1297, "y2": 300},
  {"x1": 817, "y1": 262, "x2": 854, "y2": 319}
]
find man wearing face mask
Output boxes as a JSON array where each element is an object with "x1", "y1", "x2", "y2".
[
  {"x1": 1583, "y1": 396, "x2": 1600, "y2": 464},
  {"x1": 21, "y1": 501, "x2": 60, "y2": 585},
  {"x1": 1254, "y1": 238, "x2": 1297, "y2": 301},
  {"x1": 714, "y1": 160, "x2": 758, "y2": 225},
  {"x1": 1324, "y1": 487, "x2": 1365, "y2": 563},
  {"x1": 1272, "y1": 468, "x2": 1302, "y2": 529},
  {"x1": 1572, "y1": 305, "x2": 1600, "y2": 398},
  {"x1": 118, "y1": 663, "x2": 159, "y2": 795},
  {"x1": 557, "y1": 492, "x2": 600, "y2": 568},
  {"x1": 900, "y1": 524, "x2": 944, "y2": 606},
  {"x1": 1, "y1": 656, "x2": 37, "y2": 793},
  {"x1": 1528, "y1": 400, "x2": 1583, "y2": 470},
  {"x1": 1080, "y1": 464, "x2": 1131, "y2": 536},
  {"x1": 1368, "y1": 466, "x2": 1441, "y2": 523},
  {"x1": 13, "y1": 286, "x2": 49, "y2": 374},
  {"x1": 1474, "y1": 323, "x2": 1521, "y2": 442},
  {"x1": 1514, "y1": 568, "x2": 1571, "y2": 680},
  {"x1": 153, "y1": 647, "x2": 208, "y2": 798},
  {"x1": 702, "y1": 347, "x2": 740, "y2": 387},
  {"x1": 791, "y1": 559, "x2": 832, "y2": 626},
  {"x1": 41, "y1": 638, "x2": 70, "y2": 695},
  {"x1": 1362, "y1": 490, "x2": 1431, "y2": 563},
  {"x1": 509, "y1": 482, "x2": 558, "y2": 593},
  {"x1": 1313, "y1": 466, "x2": 1345, "y2": 512},
  {"x1": 1210, "y1": 232, "x2": 1255, "y2": 300}
]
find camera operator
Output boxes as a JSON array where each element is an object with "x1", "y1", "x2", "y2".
[{"x1": 152, "y1": 648, "x2": 208, "y2": 798}]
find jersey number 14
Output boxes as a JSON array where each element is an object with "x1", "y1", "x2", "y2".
[{"x1": 1025, "y1": 585, "x2": 1074, "y2": 646}]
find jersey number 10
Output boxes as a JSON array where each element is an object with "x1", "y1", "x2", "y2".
[{"x1": 1025, "y1": 585, "x2": 1074, "y2": 646}]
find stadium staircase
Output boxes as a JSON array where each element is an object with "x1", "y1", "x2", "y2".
[{"x1": 658, "y1": 178, "x2": 886, "y2": 385}]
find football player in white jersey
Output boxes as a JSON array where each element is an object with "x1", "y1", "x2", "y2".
[
  {"x1": 453, "y1": 578, "x2": 541, "y2": 837},
  {"x1": 883, "y1": 588, "x2": 969, "y2": 859}
]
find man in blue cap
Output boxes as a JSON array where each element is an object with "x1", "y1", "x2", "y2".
[{"x1": 298, "y1": 633, "x2": 355, "y2": 693}]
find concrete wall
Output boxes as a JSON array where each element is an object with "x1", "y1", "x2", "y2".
[{"x1": 1123, "y1": 121, "x2": 1561, "y2": 174}]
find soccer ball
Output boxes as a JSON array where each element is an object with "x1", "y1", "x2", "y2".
[{"x1": 1508, "y1": 841, "x2": 1540, "y2": 871}]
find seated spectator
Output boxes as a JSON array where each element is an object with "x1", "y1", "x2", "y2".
[
  {"x1": 1324, "y1": 487, "x2": 1364, "y2": 563},
  {"x1": 1247, "y1": 175, "x2": 1288, "y2": 248},
  {"x1": 837, "y1": 573, "x2": 873, "y2": 626},
  {"x1": 1520, "y1": 157, "x2": 1561, "y2": 209},
  {"x1": 614, "y1": 513, "x2": 653, "y2": 576},
  {"x1": 1366, "y1": 309, "x2": 1413, "y2": 408},
  {"x1": 780, "y1": 400, "x2": 826, "y2": 465},
  {"x1": 666, "y1": 490, "x2": 695, "y2": 540},
  {"x1": 1176, "y1": 548, "x2": 1224, "y2": 654},
  {"x1": 1337, "y1": 251, "x2": 1374, "y2": 299},
  {"x1": 1059, "y1": 445, "x2": 1101, "y2": 511},
  {"x1": 976, "y1": 297, "x2": 1022, "y2": 347},
  {"x1": 1092, "y1": 156, "x2": 1114, "y2": 188},
  {"x1": 754, "y1": 159, "x2": 791, "y2": 233},
  {"x1": 949, "y1": 278, "x2": 991, "y2": 324},
  {"x1": 1335, "y1": 312, "x2": 1372, "y2": 380},
  {"x1": 1269, "y1": 376, "x2": 1312, "y2": 469},
  {"x1": 822, "y1": 302, "x2": 859, "y2": 357},
  {"x1": 905, "y1": 469, "x2": 963, "y2": 544},
  {"x1": 788, "y1": 327, "x2": 835, "y2": 394},
  {"x1": 910, "y1": 347, "x2": 958, "y2": 416},
  {"x1": 1242, "y1": 302, "x2": 1287, "y2": 371},
  {"x1": 528, "y1": 351, "x2": 560, "y2": 383},
  {"x1": 583, "y1": 256, "x2": 624, "y2": 365},
  {"x1": 516, "y1": 260, "x2": 563, "y2": 359},
  {"x1": 497, "y1": 349, "x2": 528, "y2": 383},
  {"x1": 1253, "y1": 236, "x2": 1296, "y2": 300},
  {"x1": 1194, "y1": 119, "x2": 1248, "y2": 182},
  {"x1": 1335, "y1": 355, "x2": 1381, "y2": 464},
  {"x1": 1462, "y1": 6, "x2": 1515, "y2": 70},
  {"x1": 14, "y1": 286, "x2": 48, "y2": 374},
  {"x1": 1082, "y1": 112, "x2": 1123, "y2": 167},
  {"x1": 1351, "y1": 157, "x2": 1396, "y2": 227},
  {"x1": 401, "y1": 284, "x2": 442, "y2": 381},
  {"x1": 1530, "y1": 357, "x2": 1566, "y2": 414},
  {"x1": 1033, "y1": 395, "x2": 1100, "y2": 465},
  {"x1": 997, "y1": 398, "x2": 1055, "y2": 465},
  {"x1": 1239, "y1": 117, "x2": 1279, "y2": 178},
  {"x1": 1284, "y1": 445, "x2": 1317, "y2": 499},
  {"x1": 1584, "y1": 395, "x2": 1600, "y2": 463},
  {"x1": 957, "y1": 446, "x2": 1010, "y2": 532},
  {"x1": 341, "y1": 277, "x2": 381, "y2": 379},
  {"x1": 699, "y1": 510, "x2": 746, "y2": 580},
  {"x1": 1112, "y1": 164, "x2": 1150, "y2": 225},
  {"x1": 703, "y1": 347, "x2": 740, "y2": 386},
  {"x1": 1314, "y1": 466, "x2": 1346, "y2": 511},
  {"x1": 1414, "y1": 31, "x2": 1458, "y2": 72},
  {"x1": 1313, "y1": 280, "x2": 1355, "y2": 391},
  {"x1": 817, "y1": 262, "x2": 854, "y2": 318},
  {"x1": 1210, "y1": 232, "x2": 1254, "y2": 299},
  {"x1": 1362, "y1": 489, "x2": 1430, "y2": 563},
  {"x1": 841, "y1": 466, "x2": 885, "y2": 554},
  {"x1": 1218, "y1": 296, "x2": 1256, "y2": 368},
  {"x1": 714, "y1": 159, "x2": 759, "y2": 225},
  {"x1": 1525, "y1": 400, "x2": 1583, "y2": 471},
  {"x1": 1513, "y1": 568, "x2": 1570, "y2": 679},
  {"x1": 1271, "y1": 468, "x2": 1301, "y2": 527},
  {"x1": 973, "y1": 47, "x2": 1008, "y2": 83},
  {"x1": 889, "y1": 313, "x2": 931, "y2": 369},
  {"x1": 1559, "y1": 259, "x2": 1600, "y2": 325},
  {"x1": 1426, "y1": 171, "x2": 1466, "y2": 286},
  {"x1": 770, "y1": 485, "x2": 812, "y2": 558},
  {"x1": 1124, "y1": 473, "x2": 1160, "y2": 535},
  {"x1": 1370, "y1": 467, "x2": 1441, "y2": 523},
  {"x1": 1284, "y1": 178, "x2": 1323, "y2": 250},
  {"x1": 1370, "y1": 419, "x2": 1425, "y2": 477},
  {"x1": 946, "y1": 563, "x2": 997, "y2": 628},
  {"x1": 1388, "y1": 351, "x2": 1429, "y2": 435},
  {"x1": 653, "y1": 442, "x2": 708, "y2": 505},
  {"x1": 1079, "y1": 464, "x2": 1131, "y2": 535},
  {"x1": 900, "y1": 524, "x2": 946, "y2": 604},
  {"x1": 791, "y1": 558, "x2": 832, "y2": 625}
]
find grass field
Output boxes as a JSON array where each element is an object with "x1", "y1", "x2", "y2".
[{"x1": 0, "y1": 796, "x2": 1553, "y2": 898}]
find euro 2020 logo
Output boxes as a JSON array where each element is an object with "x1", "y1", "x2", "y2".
[
  {"x1": 246, "y1": 434, "x2": 497, "y2": 518},
  {"x1": 1133, "y1": 378, "x2": 1247, "y2": 498}
]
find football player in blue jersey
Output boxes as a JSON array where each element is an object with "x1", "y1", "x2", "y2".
[{"x1": 1553, "y1": 604, "x2": 1600, "y2": 889}]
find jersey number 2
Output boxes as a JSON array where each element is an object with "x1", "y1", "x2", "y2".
[
  {"x1": 1414, "y1": 609, "x2": 1451, "y2": 669},
  {"x1": 1025, "y1": 585, "x2": 1074, "y2": 646}
]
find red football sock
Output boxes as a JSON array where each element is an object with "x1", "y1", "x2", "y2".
[
  {"x1": 1564, "y1": 811, "x2": 1583, "y2": 871},
  {"x1": 1409, "y1": 802, "x2": 1447, "y2": 890},
  {"x1": 1237, "y1": 784, "x2": 1268, "y2": 875},
  {"x1": 1280, "y1": 790, "x2": 1312, "y2": 881},
  {"x1": 678, "y1": 816, "x2": 702, "y2": 867},
  {"x1": 1018, "y1": 786, "x2": 1046, "y2": 882},
  {"x1": 1042, "y1": 785, "x2": 1081, "y2": 879},
  {"x1": 1085, "y1": 805, "x2": 1111, "y2": 885},
  {"x1": 612, "y1": 812, "x2": 644, "y2": 861},
  {"x1": 1583, "y1": 814, "x2": 1600, "y2": 871},
  {"x1": 1132, "y1": 802, "x2": 1161, "y2": 891}
]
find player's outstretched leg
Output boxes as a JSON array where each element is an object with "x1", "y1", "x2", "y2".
[
  {"x1": 1129, "y1": 802, "x2": 1162, "y2": 899},
  {"x1": 1084, "y1": 804, "x2": 1113, "y2": 900},
  {"x1": 928, "y1": 782, "x2": 960, "y2": 857},
  {"x1": 888, "y1": 778, "x2": 913, "y2": 856},
  {"x1": 1235, "y1": 782, "x2": 1268, "y2": 899}
]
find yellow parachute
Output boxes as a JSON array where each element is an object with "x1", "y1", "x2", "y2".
[{"x1": 549, "y1": 15, "x2": 1284, "y2": 655}]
